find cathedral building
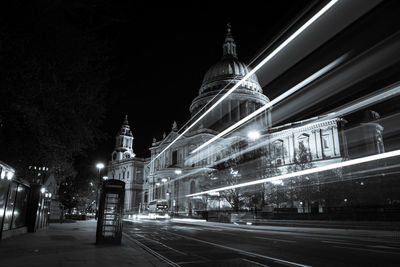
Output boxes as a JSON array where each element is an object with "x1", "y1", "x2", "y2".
[
  {"x1": 107, "y1": 116, "x2": 149, "y2": 213},
  {"x1": 107, "y1": 26, "x2": 385, "y2": 215}
]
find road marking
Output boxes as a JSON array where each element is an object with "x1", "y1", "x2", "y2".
[
  {"x1": 123, "y1": 233, "x2": 180, "y2": 267},
  {"x1": 242, "y1": 258, "x2": 271, "y2": 267},
  {"x1": 167, "y1": 232, "x2": 312, "y2": 267},
  {"x1": 368, "y1": 245, "x2": 400, "y2": 250},
  {"x1": 321, "y1": 240, "x2": 361, "y2": 246},
  {"x1": 175, "y1": 261, "x2": 208, "y2": 265},
  {"x1": 256, "y1": 236, "x2": 297, "y2": 243},
  {"x1": 135, "y1": 234, "x2": 188, "y2": 256},
  {"x1": 333, "y1": 246, "x2": 400, "y2": 255}
]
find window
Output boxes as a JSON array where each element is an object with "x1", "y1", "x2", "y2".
[
  {"x1": 323, "y1": 136, "x2": 330, "y2": 149},
  {"x1": 172, "y1": 150, "x2": 178, "y2": 165}
]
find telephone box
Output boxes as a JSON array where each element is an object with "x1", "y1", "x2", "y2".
[{"x1": 96, "y1": 179, "x2": 125, "y2": 245}]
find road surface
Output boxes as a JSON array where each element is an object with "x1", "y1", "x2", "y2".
[{"x1": 123, "y1": 218, "x2": 400, "y2": 266}]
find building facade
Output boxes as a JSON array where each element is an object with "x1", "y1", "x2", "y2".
[
  {"x1": 107, "y1": 27, "x2": 385, "y2": 215},
  {"x1": 107, "y1": 116, "x2": 149, "y2": 213}
]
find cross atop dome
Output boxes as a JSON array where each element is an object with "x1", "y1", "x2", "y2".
[{"x1": 223, "y1": 22, "x2": 237, "y2": 58}]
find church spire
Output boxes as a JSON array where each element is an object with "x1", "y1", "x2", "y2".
[
  {"x1": 119, "y1": 115, "x2": 132, "y2": 137},
  {"x1": 222, "y1": 22, "x2": 237, "y2": 58},
  {"x1": 112, "y1": 115, "x2": 135, "y2": 161}
]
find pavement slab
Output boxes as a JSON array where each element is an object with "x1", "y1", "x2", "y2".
[{"x1": 0, "y1": 219, "x2": 167, "y2": 267}]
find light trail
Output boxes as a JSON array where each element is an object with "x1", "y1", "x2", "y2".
[
  {"x1": 189, "y1": 81, "x2": 400, "y2": 165},
  {"x1": 191, "y1": 55, "x2": 345, "y2": 154},
  {"x1": 186, "y1": 149, "x2": 400, "y2": 197},
  {"x1": 146, "y1": 0, "x2": 338, "y2": 168},
  {"x1": 319, "y1": 81, "x2": 400, "y2": 122}
]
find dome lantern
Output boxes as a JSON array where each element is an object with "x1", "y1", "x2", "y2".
[{"x1": 222, "y1": 22, "x2": 237, "y2": 58}]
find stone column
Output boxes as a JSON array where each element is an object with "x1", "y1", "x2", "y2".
[
  {"x1": 311, "y1": 130, "x2": 319, "y2": 159},
  {"x1": 315, "y1": 129, "x2": 323, "y2": 159},
  {"x1": 332, "y1": 125, "x2": 340, "y2": 156}
]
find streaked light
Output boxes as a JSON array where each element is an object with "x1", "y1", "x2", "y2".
[
  {"x1": 247, "y1": 131, "x2": 261, "y2": 141},
  {"x1": 102, "y1": 176, "x2": 108, "y2": 180},
  {"x1": 321, "y1": 82, "x2": 400, "y2": 122},
  {"x1": 147, "y1": 0, "x2": 338, "y2": 168},
  {"x1": 186, "y1": 149, "x2": 400, "y2": 197},
  {"x1": 191, "y1": 55, "x2": 345, "y2": 154}
]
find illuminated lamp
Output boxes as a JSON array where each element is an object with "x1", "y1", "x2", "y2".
[{"x1": 7, "y1": 172, "x2": 13, "y2": 180}]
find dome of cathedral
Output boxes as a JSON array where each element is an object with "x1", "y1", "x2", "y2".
[
  {"x1": 189, "y1": 24, "x2": 269, "y2": 126},
  {"x1": 198, "y1": 25, "x2": 262, "y2": 95}
]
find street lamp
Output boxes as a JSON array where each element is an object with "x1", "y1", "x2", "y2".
[
  {"x1": 96, "y1": 163, "x2": 104, "y2": 177},
  {"x1": 247, "y1": 130, "x2": 260, "y2": 141},
  {"x1": 95, "y1": 162, "x2": 105, "y2": 219}
]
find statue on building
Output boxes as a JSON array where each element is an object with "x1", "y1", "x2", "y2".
[{"x1": 172, "y1": 121, "x2": 178, "y2": 132}]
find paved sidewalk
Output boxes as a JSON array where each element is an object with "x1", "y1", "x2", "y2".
[{"x1": 0, "y1": 219, "x2": 167, "y2": 267}]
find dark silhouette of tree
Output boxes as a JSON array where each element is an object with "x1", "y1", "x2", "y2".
[{"x1": 0, "y1": 1, "x2": 112, "y2": 183}]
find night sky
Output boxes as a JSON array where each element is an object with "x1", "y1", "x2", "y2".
[{"x1": 91, "y1": 1, "x2": 315, "y2": 165}]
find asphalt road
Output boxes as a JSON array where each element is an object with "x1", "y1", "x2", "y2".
[{"x1": 123, "y1": 218, "x2": 400, "y2": 267}]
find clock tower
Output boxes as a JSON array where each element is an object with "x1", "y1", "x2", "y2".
[{"x1": 112, "y1": 115, "x2": 135, "y2": 162}]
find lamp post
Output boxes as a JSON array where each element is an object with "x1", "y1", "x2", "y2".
[{"x1": 95, "y1": 162, "x2": 104, "y2": 219}]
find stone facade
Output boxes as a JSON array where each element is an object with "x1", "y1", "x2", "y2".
[
  {"x1": 107, "y1": 116, "x2": 149, "y2": 213},
  {"x1": 107, "y1": 27, "x2": 385, "y2": 214}
]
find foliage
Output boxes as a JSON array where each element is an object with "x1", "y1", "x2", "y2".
[{"x1": 0, "y1": 1, "x2": 111, "y2": 183}]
